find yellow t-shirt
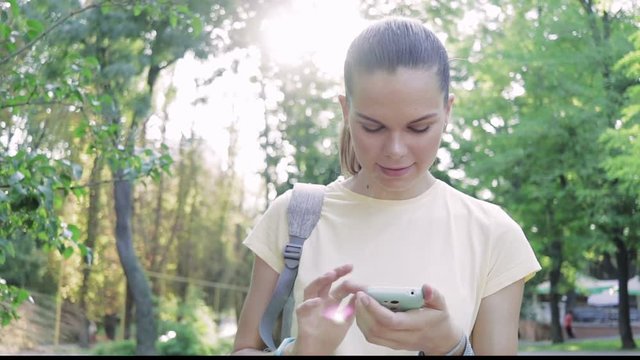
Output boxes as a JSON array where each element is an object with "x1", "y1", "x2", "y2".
[{"x1": 243, "y1": 178, "x2": 541, "y2": 355}]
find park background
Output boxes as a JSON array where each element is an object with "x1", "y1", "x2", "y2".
[{"x1": 0, "y1": 0, "x2": 639, "y2": 355}]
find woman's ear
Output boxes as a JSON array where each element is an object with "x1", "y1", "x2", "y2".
[
  {"x1": 338, "y1": 95, "x2": 350, "y2": 126},
  {"x1": 444, "y1": 94, "x2": 455, "y2": 130}
]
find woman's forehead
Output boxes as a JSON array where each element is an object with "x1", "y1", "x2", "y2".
[{"x1": 350, "y1": 68, "x2": 444, "y2": 101}]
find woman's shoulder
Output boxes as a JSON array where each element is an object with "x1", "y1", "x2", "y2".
[
  {"x1": 437, "y1": 180, "x2": 517, "y2": 223},
  {"x1": 259, "y1": 187, "x2": 294, "y2": 219},
  {"x1": 264, "y1": 181, "x2": 330, "y2": 213}
]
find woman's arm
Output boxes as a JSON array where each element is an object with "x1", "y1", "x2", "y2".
[
  {"x1": 232, "y1": 257, "x2": 360, "y2": 355},
  {"x1": 232, "y1": 256, "x2": 279, "y2": 355},
  {"x1": 470, "y1": 278, "x2": 525, "y2": 355}
]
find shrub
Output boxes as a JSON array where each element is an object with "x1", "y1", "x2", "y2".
[{"x1": 91, "y1": 339, "x2": 136, "y2": 355}]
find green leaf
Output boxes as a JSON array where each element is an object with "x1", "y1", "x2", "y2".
[
  {"x1": 133, "y1": 4, "x2": 143, "y2": 16},
  {"x1": 62, "y1": 246, "x2": 74, "y2": 259},
  {"x1": 71, "y1": 187, "x2": 86, "y2": 198},
  {"x1": 8, "y1": 171, "x2": 24, "y2": 185},
  {"x1": 0, "y1": 23, "x2": 10, "y2": 40},
  {"x1": 71, "y1": 89, "x2": 84, "y2": 103},
  {"x1": 25, "y1": 19, "x2": 44, "y2": 37},
  {"x1": 14, "y1": 289, "x2": 29, "y2": 305},
  {"x1": 85, "y1": 56, "x2": 99, "y2": 69},
  {"x1": 67, "y1": 224, "x2": 80, "y2": 241},
  {"x1": 175, "y1": 5, "x2": 189, "y2": 14},
  {"x1": 191, "y1": 16, "x2": 202, "y2": 37},
  {"x1": 8, "y1": 0, "x2": 19, "y2": 18},
  {"x1": 6, "y1": 41, "x2": 16, "y2": 52},
  {"x1": 169, "y1": 12, "x2": 177, "y2": 28},
  {"x1": 5, "y1": 242, "x2": 15, "y2": 258}
]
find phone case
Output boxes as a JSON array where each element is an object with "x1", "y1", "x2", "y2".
[{"x1": 366, "y1": 286, "x2": 424, "y2": 312}]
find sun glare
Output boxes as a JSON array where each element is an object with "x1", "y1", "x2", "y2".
[
  {"x1": 162, "y1": 2, "x2": 368, "y2": 211},
  {"x1": 260, "y1": 0, "x2": 367, "y2": 78}
]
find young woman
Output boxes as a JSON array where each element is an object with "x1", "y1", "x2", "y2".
[{"x1": 232, "y1": 16, "x2": 541, "y2": 356}]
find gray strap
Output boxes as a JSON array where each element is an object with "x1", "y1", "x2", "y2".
[
  {"x1": 259, "y1": 183, "x2": 326, "y2": 351},
  {"x1": 280, "y1": 295, "x2": 295, "y2": 340}
]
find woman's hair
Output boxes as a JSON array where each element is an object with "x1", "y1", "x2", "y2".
[{"x1": 339, "y1": 17, "x2": 450, "y2": 176}]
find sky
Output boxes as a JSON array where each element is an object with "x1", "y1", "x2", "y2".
[{"x1": 155, "y1": 0, "x2": 367, "y2": 208}]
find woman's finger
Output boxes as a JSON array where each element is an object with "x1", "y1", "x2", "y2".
[
  {"x1": 421, "y1": 284, "x2": 448, "y2": 311},
  {"x1": 304, "y1": 264, "x2": 354, "y2": 300},
  {"x1": 330, "y1": 280, "x2": 367, "y2": 301},
  {"x1": 296, "y1": 297, "x2": 323, "y2": 318},
  {"x1": 318, "y1": 264, "x2": 354, "y2": 298}
]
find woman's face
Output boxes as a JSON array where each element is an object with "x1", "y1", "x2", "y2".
[{"x1": 339, "y1": 67, "x2": 453, "y2": 200}]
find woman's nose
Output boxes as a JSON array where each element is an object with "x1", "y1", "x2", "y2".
[{"x1": 383, "y1": 133, "x2": 407, "y2": 158}]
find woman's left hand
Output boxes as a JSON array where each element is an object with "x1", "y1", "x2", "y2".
[
  {"x1": 292, "y1": 264, "x2": 366, "y2": 355},
  {"x1": 354, "y1": 284, "x2": 463, "y2": 355}
]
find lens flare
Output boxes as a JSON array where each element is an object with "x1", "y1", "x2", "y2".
[{"x1": 322, "y1": 303, "x2": 354, "y2": 324}]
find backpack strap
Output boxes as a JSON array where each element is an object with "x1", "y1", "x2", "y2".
[{"x1": 259, "y1": 183, "x2": 326, "y2": 351}]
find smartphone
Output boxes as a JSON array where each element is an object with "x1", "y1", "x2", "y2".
[{"x1": 366, "y1": 286, "x2": 424, "y2": 312}]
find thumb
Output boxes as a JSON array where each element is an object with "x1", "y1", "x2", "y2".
[{"x1": 421, "y1": 284, "x2": 447, "y2": 311}]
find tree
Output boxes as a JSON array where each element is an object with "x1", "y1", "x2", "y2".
[
  {"x1": 0, "y1": 0, "x2": 94, "y2": 327},
  {"x1": 445, "y1": 0, "x2": 637, "y2": 345},
  {"x1": 1, "y1": 0, "x2": 244, "y2": 353}
]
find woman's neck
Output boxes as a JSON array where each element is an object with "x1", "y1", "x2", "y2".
[{"x1": 343, "y1": 171, "x2": 436, "y2": 200}]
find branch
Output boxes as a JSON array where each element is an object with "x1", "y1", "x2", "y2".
[
  {"x1": 0, "y1": 174, "x2": 147, "y2": 191},
  {"x1": 0, "y1": 1, "x2": 108, "y2": 67},
  {"x1": 0, "y1": 100, "x2": 83, "y2": 110},
  {"x1": 30, "y1": 113, "x2": 51, "y2": 152}
]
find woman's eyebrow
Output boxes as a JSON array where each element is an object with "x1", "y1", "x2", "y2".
[{"x1": 355, "y1": 111, "x2": 438, "y2": 124}]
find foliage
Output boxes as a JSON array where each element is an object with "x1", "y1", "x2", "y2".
[
  {"x1": 90, "y1": 336, "x2": 233, "y2": 356},
  {"x1": 601, "y1": 29, "x2": 640, "y2": 199},
  {"x1": 0, "y1": 149, "x2": 88, "y2": 316},
  {"x1": 211, "y1": 338, "x2": 234, "y2": 355},
  {"x1": 0, "y1": 150, "x2": 86, "y2": 256},
  {"x1": 1, "y1": 0, "x2": 638, "y2": 353},
  {"x1": 0, "y1": 282, "x2": 28, "y2": 326},
  {"x1": 519, "y1": 336, "x2": 640, "y2": 353},
  {"x1": 447, "y1": 0, "x2": 638, "y2": 345},
  {"x1": 91, "y1": 339, "x2": 136, "y2": 355},
  {"x1": 154, "y1": 287, "x2": 225, "y2": 355},
  {"x1": 156, "y1": 320, "x2": 214, "y2": 355}
]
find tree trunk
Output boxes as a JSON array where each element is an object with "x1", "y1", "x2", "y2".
[
  {"x1": 78, "y1": 155, "x2": 103, "y2": 348},
  {"x1": 124, "y1": 282, "x2": 134, "y2": 340},
  {"x1": 113, "y1": 172, "x2": 156, "y2": 355},
  {"x1": 581, "y1": 0, "x2": 637, "y2": 349},
  {"x1": 549, "y1": 238, "x2": 564, "y2": 343},
  {"x1": 148, "y1": 117, "x2": 167, "y2": 295},
  {"x1": 614, "y1": 234, "x2": 636, "y2": 349}
]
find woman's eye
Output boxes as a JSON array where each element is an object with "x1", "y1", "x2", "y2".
[
  {"x1": 362, "y1": 125, "x2": 384, "y2": 132},
  {"x1": 410, "y1": 126, "x2": 430, "y2": 133}
]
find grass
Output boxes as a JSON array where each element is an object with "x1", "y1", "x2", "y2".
[{"x1": 519, "y1": 337, "x2": 640, "y2": 352}]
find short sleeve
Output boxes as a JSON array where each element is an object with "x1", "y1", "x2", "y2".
[
  {"x1": 242, "y1": 190, "x2": 292, "y2": 274},
  {"x1": 483, "y1": 208, "x2": 542, "y2": 297}
]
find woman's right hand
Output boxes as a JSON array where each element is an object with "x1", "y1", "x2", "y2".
[
  {"x1": 291, "y1": 264, "x2": 364, "y2": 355},
  {"x1": 353, "y1": 284, "x2": 463, "y2": 355}
]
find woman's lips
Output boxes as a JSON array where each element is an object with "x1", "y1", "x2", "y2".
[{"x1": 379, "y1": 164, "x2": 412, "y2": 177}]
